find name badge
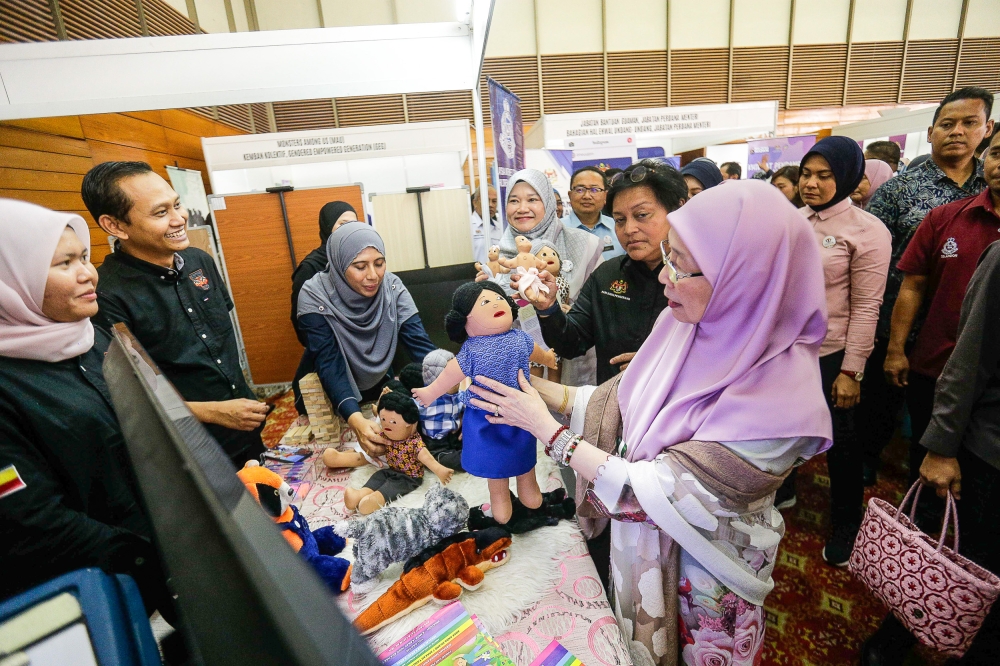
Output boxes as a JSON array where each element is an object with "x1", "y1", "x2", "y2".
[
  {"x1": 603, "y1": 235, "x2": 614, "y2": 252},
  {"x1": 822, "y1": 235, "x2": 836, "y2": 248}
]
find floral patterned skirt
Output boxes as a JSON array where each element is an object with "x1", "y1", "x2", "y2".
[{"x1": 609, "y1": 524, "x2": 766, "y2": 666}]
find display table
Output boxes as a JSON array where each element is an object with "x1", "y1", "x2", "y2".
[{"x1": 295, "y1": 455, "x2": 633, "y2": 666}]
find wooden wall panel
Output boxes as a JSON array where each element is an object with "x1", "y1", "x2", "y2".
[
  {"x1": 406, "y1": 91, "x2": 475, "y2": 124},
  {"x1": 1, "y1": 108, "x2": 245, "y2": 266},
  {"x1": 846, "y1": 42, "x2": 904, "y2": 105},
  {"x1": 541, "y1": 53, "x2": 605, "y2": 114},
  {"x1": 480, "y1": 56, "x2": 542, "y2": 123},
  {"x1": 789, "y1": 44, "x2": 848, "y2": 109},
  {"x1": 335, "y1": 95, "x2": 406, "y2": 128},
  {"x1": 1, "y1": 0, "x2": 59, "y2": 43},
  {"x1": 670, "y1": 48, "x2": 729, "y2": 105},
  {"x1": 955, "y1": 38, "x2": 1000, "y2": 93},
  {"x1": 608, "y1": 51, "x2": 668, "y2": 110},
  {"x1": 901, "y1": 39, "x2": 960, "y2": 103},
  {"x1": 732, "y1": 46, "x2": 789, "y2": 108},
  {"x1": 211, "y1": 185, "x2": 365, "y2": 385}
]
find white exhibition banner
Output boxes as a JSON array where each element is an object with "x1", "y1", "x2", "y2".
[
  {"x1": 201, "y1": 120, "x2": 471, "y2": 173},
  {"x1": 525, "y1": 101, "x2": 778, "y2": 151}
]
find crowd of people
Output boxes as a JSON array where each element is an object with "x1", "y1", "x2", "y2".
[{"x1": 1, "y1": 85, "x2": 998, "y2": 665}]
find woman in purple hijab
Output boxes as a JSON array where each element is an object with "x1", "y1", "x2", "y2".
[{"x1": 469, "y1": 177, "x2": 833, "y2": 665}]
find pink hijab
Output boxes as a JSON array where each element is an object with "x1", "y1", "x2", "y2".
[
  {"x1": 859, "y1": 159, "x2": 894, "y2": 207},
  {"x1": 0, "y1": 199, "x2": 95, "y2": 362},
  {"x1": 618, "y1": 180, "x2": 833, "y2": 462}
]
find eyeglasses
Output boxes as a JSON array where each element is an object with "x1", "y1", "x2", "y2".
[
  {"x1": 609, "y1": 164, "x2": 650, "y2": 187},
  {"x1": 571, "y1": 186, "x2": 606, "y2": 195},
  {"x1": 659, "y1": 239, "x2": 703, "y2": 284}
]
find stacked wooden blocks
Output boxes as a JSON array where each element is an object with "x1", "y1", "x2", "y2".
[
  {"x1": 279, "y1": 425, "x2": 313, "y2": 446},
  {"x1": 299, "y1": 372, "x2": 341, "y2": 444}
]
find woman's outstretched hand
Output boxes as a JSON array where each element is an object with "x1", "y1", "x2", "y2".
[{"x1": 469, "y1": 370, "x2": 561, "y2": 443}]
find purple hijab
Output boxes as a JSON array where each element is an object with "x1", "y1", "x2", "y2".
[
  {"x1": 859, "y1": 159, "x2": 894, "y2": 207},
  {"x1": 618, "y1": 180, "x2": 833, "y2": 462}
]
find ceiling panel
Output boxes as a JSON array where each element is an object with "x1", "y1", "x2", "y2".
[
  {"x1": 793, "y1": 0, "x2": 850, "y2": 45},
  {"x1": 484, "y1": 0, "x2": 536, "y2": 57},
  {"x1": 852, "y1": 0, "x2": 907, "y2": 42},
  {"x1": 536, "y1": 0, "x2": 602, "y2": 55},
  {"x1": 965, "y1": 0, "x2": 1000, "y2": 38},
  {"x1": 670, "y1": 0, "x2": 730, "y2": 49},
  {"x1": 605, "y1": 0, "x2": 667, "y2": 52},
  {"x1": 733, "y1": 0, "x2": 791, "y2": 47},
  {"x1": 908, "y1": 0, "x2": 963, "y2": 41},
  {"x1": 254, "y1": 0, "x2": 321, "y2": 31}
]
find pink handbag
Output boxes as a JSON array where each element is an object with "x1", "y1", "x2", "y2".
[{"x1": 849, "y1": 481, "x2": 1000, "y2": 657}]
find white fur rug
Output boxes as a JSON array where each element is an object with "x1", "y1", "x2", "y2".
[{"x1": 335, "y1": 442, "x2": 579, "y2": 650}]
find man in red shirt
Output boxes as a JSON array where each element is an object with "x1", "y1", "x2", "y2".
[{"x1": 884, "y1": 130, "x2": 1000, "y2": 483}]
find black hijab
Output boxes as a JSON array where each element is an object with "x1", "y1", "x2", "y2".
[
  {"x1": 800, "y1": 136, "x2": 866, "y2": 212},
  {"x1": 291, "y1": 201, "x2": 358, "y2": 339},
  {"x1": 319, "y1": 201, "x2": 357, "y2": 243}
]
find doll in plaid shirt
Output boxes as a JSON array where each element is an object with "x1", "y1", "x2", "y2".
[{"x1": 399, "y1": 350, "x2": 465, "y2": 471}]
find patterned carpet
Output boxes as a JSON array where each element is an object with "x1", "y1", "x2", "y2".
[{"x1": 261, "y1": 392, "x2": 944, "y2": 665}]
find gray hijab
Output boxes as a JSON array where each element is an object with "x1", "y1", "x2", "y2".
[
  {"x1": 297, "y1": 222, "x2": 417, "y2": 398},
  {"x1": 499, "y1": 168, "x2": 601, "y2": 299}
]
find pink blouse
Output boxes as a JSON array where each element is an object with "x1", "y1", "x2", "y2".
[{"x1": 802, "y1": 198, "x2": 891, "y2": 373}]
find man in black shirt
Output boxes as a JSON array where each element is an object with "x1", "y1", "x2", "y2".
[
  {"x1": 518, "y1": 160, "x2": 687, "y2": 385},
  {"x1": 83, "y1": 161, "x2": 267, "y2": 465}
]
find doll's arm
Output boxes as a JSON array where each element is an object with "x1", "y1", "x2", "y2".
[
  {"x1": 530, "y1": 343, "x2": 558, "y2": 369},
  {"x1": 413, "y1": 358, "x2": 466, "y2": 406},
  {"x1": 417, "y1": 447, "x2": 454, "y2": 484},
  {"x1": 496, "y1": 255, "x2": 516, "y2": 270}
]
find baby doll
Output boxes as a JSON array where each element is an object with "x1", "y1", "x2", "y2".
[
  {"x1": 412, "y1": 281, "x2": 557, "y2": 525},
  {"x1": 474, "y1": 245, "x2": 510, "y2": 280},
  {"x1": 323, "y1": 390, "x2": 454, "y2": 515},
  {"x1": 497, "y1": 236, "x2": 549, "y2": 302},
  {"x1": 532, "y1": 241, "x2": 571, "y2": 309}
]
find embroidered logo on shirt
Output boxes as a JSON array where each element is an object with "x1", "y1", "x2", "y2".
[
  {"x1": 610, "y1": 279, "x2": 628, "y2": 295},
  {"x1": 188, "y1": 269, "x2": 210, "y2": 290},
  {"x1": 941, "y1": 237, "x2": 959, "y2": 258},
  {"x1": 0, "y1": 465, "x2": 26, "y2": 500}
]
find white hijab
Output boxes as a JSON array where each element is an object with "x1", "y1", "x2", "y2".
[{"x1": 0, "y1": 199, "x2": 95, "y2": 362}]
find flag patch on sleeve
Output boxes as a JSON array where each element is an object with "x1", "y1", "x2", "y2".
[{"x1": 0, "y1": 465, "x2": 26, "y2": 499}]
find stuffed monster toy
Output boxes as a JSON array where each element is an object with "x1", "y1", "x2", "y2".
[
  {"x1": 497, "y1": 236, "x2": 549, "y2": 301},
  {"x1": 323, "y1": 390, "x2": 454, "y2": 515},
  {"x1": 237, "y1": 461, "x2": 351, "y2": 594},
  {"x1": 413, "y1": 281, "x2": 556, "y2": 526},
  {"x1": 334, "y1": 482, "x2": 469, "y2": 593}
]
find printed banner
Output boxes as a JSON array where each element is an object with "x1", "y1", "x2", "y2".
[
  {"x1": 746, "y1": 135, "x2": 816, "y2": 179},
  {"x1": 488, "y1": 78, "x2": 525, "y2": 225}
]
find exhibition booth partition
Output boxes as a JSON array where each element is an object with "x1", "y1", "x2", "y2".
[{"x1": 203, "y1": 121, "x2": 477, "y2": 386}]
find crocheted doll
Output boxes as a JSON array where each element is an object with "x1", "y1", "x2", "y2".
[
  {"x1": 474, "y1": 245, "x2": 509, "y2": 280},
  {"x1": 533, "y1": 242, "x2": 570, "y2": 309},
  {"x1": 413, "y1": 281, "x2": 556, "y2": 525},
  {"x1": 323, "y1": 390, "x2": 454, "y2": 515},
  {"x1": 497, "y1": 236, "x2": 549, "y2": 302}
]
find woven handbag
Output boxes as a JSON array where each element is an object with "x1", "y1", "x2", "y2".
[{"x1": 849, "y1": 481, "x2": 1000, "y2": 657}]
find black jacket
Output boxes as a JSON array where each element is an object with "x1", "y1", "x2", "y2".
[
  {"x1": 539, "y1": 255, "x2": 669, "y2": 385},
  {"x1": 0, "y1": 329, "x2": 157, "y2": 602},
  {"x1": 291, "y1": 246, "x2": 327, "y2": 346}
]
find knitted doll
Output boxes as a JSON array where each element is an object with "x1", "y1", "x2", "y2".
[
  {"x1": 323, "y1": 390, "x2": 454, "y2": 515},
  {"x1": 533, "y1": 241, "x2": 570, "y2": 309},
  {"x1": 413, "y1": 281, "x2": 556, "y2": 525}
]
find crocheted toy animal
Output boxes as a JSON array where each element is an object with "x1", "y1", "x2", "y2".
[
  {"x1": 354, "y1": 527, "x2": 512, "y2": 634},
  {"x1": 334, "y1": 482, "x2": 469, "y2": 593},
  {"x1": 237, "y1": 461, "x2": 351, "y2": 595}
]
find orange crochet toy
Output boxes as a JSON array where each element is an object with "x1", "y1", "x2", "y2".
[{"x1": 354, "y1": 527, "x2": 512, "y2": 635}]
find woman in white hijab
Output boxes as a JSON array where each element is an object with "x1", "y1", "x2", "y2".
[{"x1": 0, "y1": 199, "x2": 168, "y2": 612}]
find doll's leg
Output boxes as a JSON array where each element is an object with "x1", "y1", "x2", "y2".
[
  {"x1": 488, "y1": 479, "x2": 514, "y2": 524},
  {"x1": 323, "y1": 448, "x2": 368, "y2": 469},
  {"x1": 358, "y1": 491, "x2": 386, "y2": 515},
  {"x1": 344, "y1": 487, "x2": 374, "y2": 510},
  {"x1": 530, "y1": 365, "x2": 544, "y2": 379},
  {"x1": 516, "y1": 469, "x2": 543, "y2": 509},
  {"x1": 548, "y1": 360, "x2": 561, "y2": 384}
]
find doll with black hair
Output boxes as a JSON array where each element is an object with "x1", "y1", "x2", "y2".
[
  {"x1": 323, "y1": 390, "x2": 454, "y2": 515},
  {"x1": 413, "y1": 281, "x2": 556, "y2": 524}
]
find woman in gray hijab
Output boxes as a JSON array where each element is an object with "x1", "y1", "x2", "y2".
[{"x1": 298, "y1": 222, "x2": 436, "y2": 453}]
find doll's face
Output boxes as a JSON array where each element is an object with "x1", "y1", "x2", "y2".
[
  {"x1": 465, "y1": 289, "x2": 513, "y2": 336},
  {"x1": 488, "y1": 246, "x2": 500, "y2": 261},
  {"x1": 536, "y1": 246, "x2": 560, "y2": 273},
  {"x1": 514, "y1": 235, "x2": 532, "y2": 253},
  {"x1": 379, "y1": 407, "x2": 417, "y2": 441}
]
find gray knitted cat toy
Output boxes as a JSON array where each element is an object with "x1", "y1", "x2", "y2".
[{"x1": 334, "y1": 483, "x2": 469, "y2": 593}]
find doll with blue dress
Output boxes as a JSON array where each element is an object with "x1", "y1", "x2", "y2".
[{"x1": 413, "y1": 281, "x2": 556, "y2": 524}]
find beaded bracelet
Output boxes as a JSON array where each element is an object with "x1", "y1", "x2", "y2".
[
  {"x1": 548, "y1": 429, "x2": 576, "y2": 464},
  {"x1": 545, "y1": 425, "x2": 568, "y2": 456},
  {"x1": 562, "y1": 435, "x2": 582, "y2": 466}
]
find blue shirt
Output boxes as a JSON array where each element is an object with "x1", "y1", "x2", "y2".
[
  {"x1": 865, "y1": 157, "x2": 987, "y2": 341},
  {"x1": 456, "y1": 329, "x2": 533, "y2": 408},
  {"x1": 565, "y1": 210, "x2": 624, "y2": 261}
]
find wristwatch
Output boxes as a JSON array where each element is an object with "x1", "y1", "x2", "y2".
[{"x1": 840, "y1": 370, "x2": 864, "y2": 381}]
